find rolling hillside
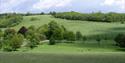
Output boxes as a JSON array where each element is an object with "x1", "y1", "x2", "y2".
[{"x1": 12, "y1": 15, "x2": 125, "y2": 38}]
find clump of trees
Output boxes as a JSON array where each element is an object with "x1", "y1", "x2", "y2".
[
  {"x1": 45, "y1": 21, "x2": 76, "y2": 44},
  {"x1": 0, "y1": 21, "x2": 77, "y2": 51},
  {"x1": 114, "y1": 34, "x2": 125, "y2": 47},
  {"x1": 53, "y1": 12, "x2": 125, "y2": 23},
  {"x1": 1, "y1": 28, "x2": 24, "y2": 51},
  {"x1": 0, "y1": 13, "x2": 23, "y2": 28}
]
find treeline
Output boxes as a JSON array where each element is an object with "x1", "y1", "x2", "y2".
[
  {"x1": 0, "y1": 13, "x2": 23, "y2": 28},
  {"x1": 53, "y1": 11, "x2": 125, "y2": 23},
  {"x1": 0, "y1": 11, "x2": 56, "y2": 16}
]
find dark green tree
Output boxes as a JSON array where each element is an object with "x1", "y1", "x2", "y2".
[
  {"x1": 49, "y1": 36, "x2": 56, "y2": 45},
  {"x1": 114, "y1": 34, "x2": 125, "y2": 47},
  {"x1": 76, "y1": 31, "x2": 83, "y2": 41}
]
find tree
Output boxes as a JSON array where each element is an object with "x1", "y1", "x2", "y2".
[
  {"x1": 9, "y1": 34, "x2": 24, "y2": 51},
  {"x1": 53, "y1": 11, "x2": 125, "y2": 23},
  {"x1": 49, "y1": 36, "x2": 56, "y2": 45},
  {"x1": 96, "y1": 36, "x2": 101, "y2": 46},
  {"x1": 114, "y1": 34, "x2": 125, "y2": 47},
  {"x1": 0, "y1": 29, "x2": 3, "y2": 49},
  {"x1": 26, "y1": 38, "x2": 38, "y2": 49},
  {"x1": 3, "y1": 34, "x2": 24, "y2": 51},
  {"x1": 64, "y1": 31, "x2": 76, "y2": 41},
  {"x1": 41, "y1": 12, "x2": 45, "y2": 15},
  {"x1": 46, "y1": 21, "x2": 63, "y2": 40},
  {"x1": 83, "y1": 36, "x2": 87, "y2": 41},
  {"x1": 4, "y1": 28, "x2": 16, "y2": 38},
  {"x1": 76, "y1": 31, "x2": 83, "y2": 41},
  {"x1": 0, "y1": 13, "x2": 23, "y2": 28},
  {"x1": 26, "y1": 27, "x2": 41, "y2": 49}
]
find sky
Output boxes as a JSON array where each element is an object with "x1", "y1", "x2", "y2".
[{"x1": 0, "y1": 0, "x2": 125, "y2": 13}]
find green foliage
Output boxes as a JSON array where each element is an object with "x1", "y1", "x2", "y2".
[
  {"x1": 114, "y1": 34, "x2": 125, "y2": 47},
  {"x1": 0, "y1": 13, "x2": 23, "y2": 28},
  {"x1": 9, "y1": 34, "x2": 24, "y2": 51},
  {"x1": 26, "y1": 38, "x2": 38, "y2": 49},
  {"x1": 82, "y1": 36, "x2": 87, "y2": 41},
  {"x1": 30, "y1": 17, "x2": 39, "y2": 21},
  {"x1": 49, "y1": 36, "x2": 56, "y2": 45},
  {"x1": 49, "y1": 11, "x2": 56, "y2": 15},
  {"x1": 64, "y1": 31, "x2": 76, "y2": 41},
  {"x1": 76, "y1": 31, "x2": 83, "y2": 41},
  {"x1": 0, "y1": 29, "x2": 3, "y2": 38},
  {"x1": 4, "y1": 28, "x2": 16, "y2": 38},
  {"x1": 53, "y1": 12, "x2": 125, "y2": 22},
  {"x1": 96, "y1": 36, "x2": 101, "y2": 45},
  {"x1": 3, "y1": 34, "x2": 24, "y2": 51},
  {"x1": 46, "y1": 21, "x2": 63, "y2": 40},
  {"x1": 26, "y1": 26, "x2": 41, "y2": 49}
]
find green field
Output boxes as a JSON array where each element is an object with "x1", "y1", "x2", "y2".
[
  {"x1": 0, "y1": 52, "x2": 125, "y2": 63},
  {"x1": 0, "y1": 15, "x2": 125, "y2": 63},
  {"x1": 13, "y1": 15, "x2": 125, "y2": 36}
]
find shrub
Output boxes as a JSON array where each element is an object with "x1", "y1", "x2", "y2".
[
  {"x1": 0, "y1": 13, "x2": 23, "y2": 28},
  {"x1": 30, "y1": 17, "x2": 39, "y2": 21},
  {"x1": 46, "y1": 21, "x2": 63, "y2": 40},
  {"x1": 4, "y1": 28, "x2": 16, "y2": 38},
  {"x1": 49, "y1": 36, "x2": 56, "y2": 45},
  {"x1": 64, "y1": 31, "x2": 76, "y2": 41},
  {"x1": 26, "y1": 39, "x2": 38, "y2": 49},
  {"x1": 76, "y1": 31, "x2": 83, "y2": 41},
  {"x1": 9, "y1": 34, "x2": 24, "y2": 51},
  {"x1": 114, "y1": 34, "x2": 125, "y2": 47},
  {"x1": 3, "y1": 34, "x2": 24, "y2": 51},
  {"x1": 96, "y1": 36, "x2": 101, "y2": 46},
  {"x1": 82, "y1": 36, "x2": 87, "y2": 41}
]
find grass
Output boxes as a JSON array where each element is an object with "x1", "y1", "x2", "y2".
[
  {"x1": 0, "y1": 15, "x2": 124, "y2": 63},
  {"x1": 13, "y1": 15, "x2": 125, "y2": 36},
  {"x1": 1, "y1": 42, "x2": 125, "y2": 63},
  {"x1": 0, "y1": 52, "x2": 125, "y2": 63},
  {"x1": 25, "y1": 42, "x2": 119, "y2": 54}
]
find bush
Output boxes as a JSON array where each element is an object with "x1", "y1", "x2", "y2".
[
  {"x1": 3, "y1": 34, "x2": 24, "y2": 51},
  {"x1": 30, "y1": 17, "x2": 39, "y2": 21},
  {"x1": 26, "y1": 39, "x2": 38, "y2": 49},
  {"x1": 49, "y1": 36, "x2": 56, "y2": 45},
  {"x1": 0, "y1": 13, "x2": 23, "y2": 28},
  {"x1": 4, "y1": 28, "x2": 16, "y2": 38},
  {"x1": 96, "y1": 36, "x2": 101, "y2": 46},
  {"x1": 26, "y1": 27, "x2": 41, "y2": 48},
  {"x1": 64, "y1": 31, "x2": 76, "y2": 41},
  {"x1": 82, "y1": 36, "x2": 87, "y2": 41},
  {"x1": 46, "y1": 21, "x2": 63, "y2": 40},
  {"x1": 114, "y1": 34, "x2": 125, "y2": 47},
  {"x1": 76, "y1": 31, "x2": 83, "y2": 41}
]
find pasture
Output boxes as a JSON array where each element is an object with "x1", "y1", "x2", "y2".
[{"x1": 0, "y1": 15, "x2": 124, "y2": 63}]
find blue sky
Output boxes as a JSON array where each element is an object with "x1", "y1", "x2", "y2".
[{"x1": 0, "y1": 0, "x2": 125, "y2": 13}]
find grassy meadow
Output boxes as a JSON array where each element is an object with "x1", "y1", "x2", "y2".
[
  {"x1": 0, "y1": 52, "x2": 125, "y2": 63},
  {"x1": 0, "y1": 15, "x2": 125, "y2": 63},
  {"x1": 13, "y1": 15, "x2": 125, "y2": 34}
]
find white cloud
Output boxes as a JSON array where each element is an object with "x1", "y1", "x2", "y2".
[
  {"x1": 101, "y1": 0, "x2": 125, "y2": 9},
  {"x1": 0, "y1": 0, "x2": 27, "y2": 13},
  {"x1": 32, "y1": 0, "x2": 72, "y2": 10}
]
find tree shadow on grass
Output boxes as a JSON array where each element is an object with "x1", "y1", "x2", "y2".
[
  {"x1": 71, "y1": 27, "x2": 125, "y2": 52},
  {"x1": 115, "y1": 48, "x2": 125, "y2": 52}
]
